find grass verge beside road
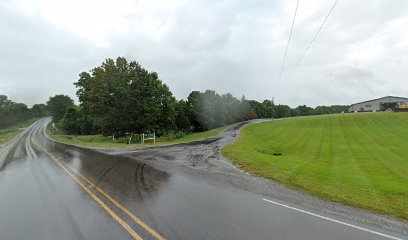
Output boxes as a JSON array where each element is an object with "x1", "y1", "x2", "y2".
[
  {"x1": 223, "y1": 112, "x2": 408, "y2": 220},
  {"x1": 0, "y1": 118, "x2": 39, "y2": 146},
  {"x1": 48, "y1": 125, "x2": 227, "y2": 148}
]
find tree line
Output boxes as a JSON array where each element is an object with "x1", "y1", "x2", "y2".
[
  {"x1": 0, "y1": 95, "x2": 48, "y2": 129},
  {"x1": 0, "y1": 57, "x2": 349, "y2": 134},
  {"x1": 45, "y1": 57, "x2": 349, "y2": 136}
]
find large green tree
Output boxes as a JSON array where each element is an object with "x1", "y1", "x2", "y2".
[
  {"x1": 74, "y1": 57, "x2": 177, "y2": 136},
  {"x1": 175, "y1": 100, "x2": 191, "y2": 132},
  {"x1": 30, "y1": 104, "x2": 48, "y2": 118},
  {"x1": 47, "y1": 95, "x2": 74, "y2": 122},
  {"x1": 185, "y1": 90, "x2": 251, "y2": 130},
  {"x1": 275, "y1": 104, "x2": 291, "y2": 118},
  {"x1": 296, "y1": 105, "x2": 314, "y2": 116}
]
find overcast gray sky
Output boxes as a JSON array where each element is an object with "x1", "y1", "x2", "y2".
[{"x1": 1, "y1": 0, "x2": 407, "y2": 107}]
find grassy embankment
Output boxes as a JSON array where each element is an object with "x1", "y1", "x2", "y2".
[
  {"x1": 0, "y1": 118, "x2": 39, "y2": 146},
  {"x1": 223, "y1": 112, "x2": 408, "y2": 220},
  {"x1": 48, "y1": 126, "x2": 227, "y2": 148}
]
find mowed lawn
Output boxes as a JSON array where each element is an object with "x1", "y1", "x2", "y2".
[{"x1": 223, "y1": 112, "x2": 408, "y2": 220}]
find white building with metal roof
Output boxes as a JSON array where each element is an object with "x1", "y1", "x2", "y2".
[{"x1": 349, "y1": 96, "x2": 408, "y2": 112}]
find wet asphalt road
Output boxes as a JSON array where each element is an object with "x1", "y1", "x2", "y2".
[{"x1": 0, "y1": 119, "x2": 406, "y2": 240}]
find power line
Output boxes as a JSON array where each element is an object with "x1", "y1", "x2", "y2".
[
  {"x1": 292, "y1": 0, "x2": 340, "y2": 73},
  {"x1": 275, "y1": 0, "x2": 340, "y2": 99},
  {"x1": 274, "y1": 0, "x2": 300, "y2": 98}
]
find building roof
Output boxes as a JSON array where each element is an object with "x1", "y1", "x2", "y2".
[{"x1": 350, "y1": 96, "x2": 408, "y2": 106}]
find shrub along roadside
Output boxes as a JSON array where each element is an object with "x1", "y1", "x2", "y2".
[{"x1": 47, "y1": 123, "x2": 227, "y2": 148}]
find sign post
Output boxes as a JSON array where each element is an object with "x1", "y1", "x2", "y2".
[{"x1": 141, "y1": 132, "x2": 155, "y2": 144}]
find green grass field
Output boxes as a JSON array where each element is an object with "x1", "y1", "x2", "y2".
[
  {"x1": 223, "y1": 112, "x2": 408, "y2": 220},
  {"x1": 49, "y1": 126, "x2": 227, "y2": 148},
  {"x1": 0, "y1": 118, "x2": 39, "y2": 146}
]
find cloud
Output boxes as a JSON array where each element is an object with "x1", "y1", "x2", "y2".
[
  {"x1": 0, "y1": 0, "x2": 407, "y2": 107},
  {"x1": 325, "y1": 66, "x2": 375, "y2": 84},
  {"x1": 0, "y1": 1, "x2": 97, "y2": 105}
]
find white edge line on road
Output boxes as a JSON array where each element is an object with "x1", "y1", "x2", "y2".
[{"x1": 262, "y1": 198, "x2": 406, "y2": 240}]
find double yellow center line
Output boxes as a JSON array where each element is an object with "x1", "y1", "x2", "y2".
[{"x1": 37, "y1": 144, "x2": 165, "y2": 240}]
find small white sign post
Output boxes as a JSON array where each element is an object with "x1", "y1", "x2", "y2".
[
  {"x1": 141, "y1": 132, "x2": 155, "y2": 144},
  {"x1": 52, "y1": 122, "x2": 57, "y2": 134}
]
